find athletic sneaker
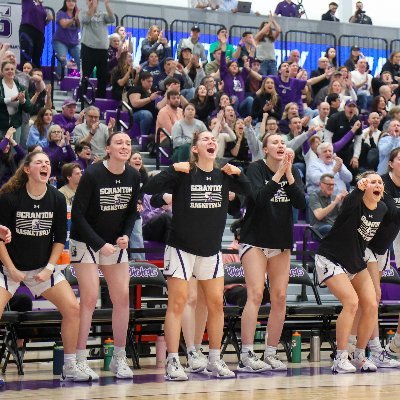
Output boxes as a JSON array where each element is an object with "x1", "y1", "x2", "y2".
[
  {"x1": 370, "y1": 350, "x2": 400, "y2": 368},
  {"x1": 109, "y1": 354, "x2": 134, "y2": 379},
  {"x1": 60, "y1": 361, "x2": 92, "y2": 382},
  {"x1": 165, "y1": 357, "x2": 188, "y2": 381},
  {"x1": 331, "y1": 351, "x2": 356, "y2": 374},
  {"x1": 205, "y1": 359, "x2": 235, "y2": 378},
  {"x1": 76, "y1": 358, "x2": 99, "y2": 380},
  {"x1": 351, "y1": 355, "x2": 377, "y2": 372},
  {"x1": 186, "y1": 350, "x2": 208, "y2": 373},
  {"x1": 0, "y1": 376, "x2": 4, "y2": 386},
  {"x1": 385, "y1": 340, "x2": 400, "y2": 357},
  {"x1": 264, "y1": 352, "x2": 287, "y2": 371},
  {"x1": 237, "y1": 350, "x2": 271, "y2": 373}
]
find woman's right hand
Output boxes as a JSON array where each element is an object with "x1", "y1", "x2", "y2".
[
  {"x1": 5, "y1": 127, "x2": 16, "y2": 140},
  {"x1": 100, "y1": 243, "x2": 116, "y2": 257},
  {"x1": 173, "y1": 162, "x2": 190, "y2": 174},
  {"x1": 8, "y1": 268, "x2": 26, "y2": 284}
]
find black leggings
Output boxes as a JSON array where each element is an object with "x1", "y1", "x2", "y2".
[{"x1": 19, "y1": 24, "x2": 45, "y2": 68}]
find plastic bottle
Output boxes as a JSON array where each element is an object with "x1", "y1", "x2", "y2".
[
  {"x1": 103, "y1": 338, "x2": 114, "y2": 371},
  {"x1": 53, "y1": 342, "x2": 64, "y2": 375},
  {"x1": 309, "y1": 331, "x2": 320, "y2": 362},
  {"x1": 155, "y1": 335, "x2": 166, "y2": 368},
  {"x1": 291, "y1": 332, "x2": 302, "y2": 363},
  {"x1": 387, "y1": 329, "x2": 396, "y2": 344},
  {"x1": 254, "y1": 322, "x2": 262, "y2": 342}
]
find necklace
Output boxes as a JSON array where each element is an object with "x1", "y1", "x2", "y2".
[{"x1": 27, "y1": 186, "x2": 47, "y2": 200}]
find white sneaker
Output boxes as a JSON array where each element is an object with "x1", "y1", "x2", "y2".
[
  {"x1": 331, "y1": 351, "x2": 356, "y2": 374},
  {"x1": 264, "y1": 352, "x2": 287, "y2": 371},
  {"x1": 351, "y1": 355, "x2": 377, "y2": 372},
  {"x1": 60, "y1": 361, "x2": 92, "y2": 382},
  {"x1": 165, "y1": 357, "x2": 188, "y2": 381},
  {"x1": 370, "y1": 350, "x2": 400, "y2": 368},
  {"x1": 76, "y1": 358, "x2": 99, "y2": 380},
  {"x1": 110, "y1": 354, "x2": 134, "y2": 379},
  {"x1": 0, "y1": 375, "x2": 4, "y2": 386},
  {"x1": 186, "y1": 350, "x2": 208, "y2": 373},
  {"x1": 237, "y1": 350, "x2": 271, "y2": 373},
  {"x1": 386, "y1": 340, "x2": 400, "y2": 357},
  {"x1": 205, "y1": 358, "x2": 235, "y2": 378}
]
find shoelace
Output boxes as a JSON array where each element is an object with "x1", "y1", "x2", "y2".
[{"x1": 248, "y1": 351, "x2": 260, "y2": 361}]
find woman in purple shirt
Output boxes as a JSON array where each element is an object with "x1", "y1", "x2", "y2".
[
  {"x1": 19, "y1": 0, "x2": 53, "y2": 68},
  {"x1": 53, "y1": 0, "x2": 81, "y2": 78}
]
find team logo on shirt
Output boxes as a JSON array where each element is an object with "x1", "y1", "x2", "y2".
[
  {"x1": 394, "y1": 197, "x2": 400, "y2": 208},
  {"x1": 357, "y1": 215, "x2": 381, "y2": 242},
  {"x1": 265, "y1": 180, "x2": 290, "y2": 203},
  {"x1": 190, "y1": 184, "x2": 222, "y2": 208},
  {"x1": 15, "y1": 211, "x2": 53, "y2": 236},
  {"x1": 99, "y1": 186, "x2": 133, "y2": 211}
]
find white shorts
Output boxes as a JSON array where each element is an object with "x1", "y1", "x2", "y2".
[
  {"x1": 239, "y1": 243, "x2": 284, "y2": 261},
  {"x1": 70, "y1": 239, "x2": 128, "y2": 266},
  {"x1": 163, "y1": 246, "x2": 223, "y2": 281},
  {"x1": 364, "y1": 248, "x2": 390, "y2": 272},
  {"x1": 315, "y1": 254, "x2": 357, "y2": 285},
  {"x1": 0, "y1": 265, "x2": 66, "y2": 296}
]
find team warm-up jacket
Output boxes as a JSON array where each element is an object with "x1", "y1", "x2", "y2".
[
  {"x1": 70, "y1": 162, "x2": 141, "y2": 251},
  {"x1": 240, "y1": 159, "x2": 306, "y2": 249},
  {"x1": 0, "y1": 185, "x2": 67, "y2": 271},
  {"x1": 142, "y1": 165, "x2": 251, "y2": 257},
  {"x1": 317, "y1": 188, "x2": 387, "y2": 274},
  {"x1": 368, "y1": 173, "x2": 400, "y2": 255}
]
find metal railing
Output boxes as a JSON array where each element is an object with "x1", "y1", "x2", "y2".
[{"x1": 155, "y1": 127, "x2": 173, "y2": 170}]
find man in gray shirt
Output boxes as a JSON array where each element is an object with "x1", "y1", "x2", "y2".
[{"x1": 308, "y1": 173, "x2": 347, "y2": 237}]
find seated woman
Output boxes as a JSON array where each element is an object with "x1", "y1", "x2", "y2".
[
  {"x1": 114, "y1": 25, "x2": 133, "y2": 53},
  {"x1": 26, "y1": 107, "x2": 53, "y2": 148},
  {"x1": 325, "y1": 80, "x2": 357, "y2": 112},
  {"x1": 224, "y1": 118, "x2": 250, "y2": 170},
  {"x1": 190, "y1": 84, "x2": 216, "y2": 125},
  {"x1": 251, "y1": 77, "x2": 281, "y2": 123},
  {"x1": 107, "y1": 34, "x2": 123, "y2": 77},
  {"x1": 178, "y1": 47, "x2": 205, "y2": 88},
  {"x1": 74, "y1": 141, "x2": 93, "y2": 173},
  {"x1": 278, "y1": 102, "x2": 299, "y2": 134}
]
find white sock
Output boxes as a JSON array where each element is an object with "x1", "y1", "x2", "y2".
[
  {"x1": 194, "y1": 344, "x2": 202, "y2": 352},
  {"x1": 241, "y1": 344, "x2": 254, "y2": 355},
  {"x1": 188, "y1": 345, "x2": 196, "y2": 353},
  {"x1": 348, "y1": 334, "x2": 357, "y2": 346},
  {"x1": 368, "y1": 337, "x2": 382, "y2": 354},
  {"x1": 76, "y1": 349, "x2": 87, "y2": 361},
  {"x1": 354, "y1": 348, "x2": 365, "y2": 359},
  {"x1": 264, "y1": 345, "x2": 277, "y2": 357},
  {"x1": 394, "y1": 332, "x2": 400, "y2": 347},
  {"x1": 167, "y1": 353, "x2": 179, "y2": 362},
  {"x1": 64, "y1": 353, "x2": 76, "y2": 365},
  {"x1": 114, "y1": 346, "x2": 125, "y2": 356},
  {"x1": 208, "y1": 349, "x2": 220, "y2": 363}
]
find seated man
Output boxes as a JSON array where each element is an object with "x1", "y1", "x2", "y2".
[{"x1": 308, "y1": 173, "x2": 347, "y2": 237}]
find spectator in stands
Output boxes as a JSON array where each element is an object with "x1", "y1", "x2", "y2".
[
  {"x1": 43, "y1": 124, "x2": 76, "y2": 182},
  {"x1": 251, "y1": 77, "x2": 281, "y2": 123},
  {"x1": 287, "y1": 49, "x2": 300, "y2": 64},
  {"x1": 310, "y1": 57, "x2": 333, "y2": 99},
  {"x1": 314, "y1": 70, "x2": 343, "y2": 106},
  {"x1": 53, "y1": 0, "x2": 81, "y2": 79},
  {"x1": 377, "y1": 120, "x2": 400, "y2": 175},
  {"x1": 0, "y1": 151, "x2": 87, "y2": 383},
  {"x1": 321, "y1": 2, "x2": 340, "y2": 22},
  {"x1": 171, "y1": 103, "x2": 207, "y2": 162},
  {"x1": 26, "y1": 107, "x2": 53, "y2": 149},
  {"x1": 177, "y1": 48, "x2": 206, "y2": 88},
  {"x1": 0, "y1": 61, "x2": 31, "y2": 144},
  {"x1": 80, "y1": 0, "x2": 115, "y2": 99},
  {"x1": 19, "y1": 0, "x2": 53, "y2": 68},
  {"x1": 214, "y1": 92, "x2": 232, "y2": 115},
  {"x1": 140, "y1": 25, "x2": 170, "y2": 65},
  {"x1": 232, "y1": 32, "x2": 256, "y2": 68},
  {"x1": 223, "y1": 104, "x2": 237, "y2": 130},
  {"x1": 309, "y1": 173, "x2": 347, "y2": 237},
  {"x1": 371, "y1": 71, "x2": 396, "y2": 98},
  {"x1": 254, "y1": 13, "x2": 281, "y2": 76},
  {"x1": 303, "y1": 135, "x2": 321, "y2": 168},
  {"x1": 309, "y1": 101, "x2": 330, "y2": 140},
  {"x1": 73, "y1": 105, "x2": 115, "y2": 159},
  {"x1": 307, "y1": 142, "x2": 353, "y2": 195},
  {"x1": 204, "y1": 48, "x2": 222, "y2": 77},
  {"x1": 326, "y1": 92, "x2": 340, "y2": 116},
  {"x1": 74, "y1": 140, "x2": 93, "y2": 172},
  {"x1": 156, "y1": 77, "x2": 189, "y2": 111},
  {"x1": 107, "y1": 34, "x2": 123, "y2": 76},
  {"x1": 278, "y1": 102, "x2": 299, "y2": 134},
  {"x1": 274, "y1": 0, "x2": 303, "y2": 17},
  {"x1": 141, "y1": 51, "x2": 166, "y2": 90},
  {"x1": 190, "y1": 85, "x2": 215, "y2": 124},
  {"x1": 349, "y1": 1, "x2": 372, "y2": 25},
  {"x1": 209, "y1": 110, "x2": 236, "y2": 162},
  {"x1": 371, "y1": 95, "x2": 389, "y2": 128},
  {"x1": 352, "y1": 112, "x2": 381, "y2": 171},
  {"x1": 216, "y1": 0, "x2": 239, "y2": 12},
  {"x1": 177, "y1": 26, "x2": 207, "y2": 64},
  {"x1": 326, "y1": 80, "x2": 357, "y2": 111},
  {"x1": 324, "y1": 47, "x2": 337, "y2": 68},
  {"x1": 209, "y1": 27, "x2": 235, "y2": 61},
  {"x1": 0, "y1": 127, "x2": 26, "y2": 186},
  {"x1": 22, "y1": 62, "x2": 33, "y2": 75},
  {"x1": 59, "y1": 162, "x2": 82, "y2": 207},
  {"x1": 114, "y1": 26, "x2": 133, "y2": 53},
  {"x1": 28, "y1": 68, "x2": 53, "y2": 118},
  {"x1": 351, "y1": 58, "x2": 373, "y2": 113},
  {"x1": 344, "y1": 46, "x2": 364, "y2": 72},
  {"x1": 53, "y1": 98, "x2": 82, "y2": 139},
  {"x1": 325, "y1": 100, "x2": 362, "y2": 167},
  {"x1": 380, "y1": 51, "x2": 400, "y2": 83},
  {"x1": 224, "y1": 118, "x2": 250, "y2": 169}
]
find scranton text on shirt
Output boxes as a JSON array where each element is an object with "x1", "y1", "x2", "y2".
[
  {"x1": 191, "y1": 185, "x2": 222, "y2": 192},
  {"x1": 16, "y1": 211, "x2": 54, "y2": 218},
  {"x1": 99, "y1": 187, "x2": 133, "y2": 195}
]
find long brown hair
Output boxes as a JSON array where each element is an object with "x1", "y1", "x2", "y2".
[
  {"x1": 34, "y1": 108, "x2": 53, "y2": 138},
  {"x1": 189, "y1": 131, "x2": 217, "y2": 170},
  {"x1": 258, "y1": 77, "x2": 278, "y2": 108},
  {"x1": 0, "y1": 151, "x2": 49, "y2": 194}
]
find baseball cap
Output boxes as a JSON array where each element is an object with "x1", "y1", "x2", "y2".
[
  {"x1": 191, "y1": 25, "x2": 200, "y2": 32},
  {"x1": 181, "y1": 47, "x2": 192, "y2": 52},
  {"x1": 345, "y1": 99, "x2": 357, "y2": 107},
  {"x1": 62, "y1": 98, "x2": 77, "y2": 107},
  {"x1": 351, "y1": 46, "x2": 360, "y2": 51}
]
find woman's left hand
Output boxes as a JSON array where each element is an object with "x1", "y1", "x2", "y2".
[
  {"x1": 34, "y1": 268, "x2": 53, "y2": 283},
  {"x1": 221, "y1": 163, "x2": 241, "y2": 176},
  {"x1": 116, "y1": 235, "x2": 129, "y2": 249}
]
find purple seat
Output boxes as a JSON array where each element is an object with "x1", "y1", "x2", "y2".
[
  {"x1": 293, "y1": 223, "x2": 308, "y2": 242},
  {"x1": 104, "y1": 110, "x2": 130, "y2": 125},
  {"x1": 139, "y1": 134, "x2": 150, "y2": 151},
  {"x1": 144, "y1": 240, "x2": 165, "y2": 260},
  {"x1": 295, "y1": 240, "x2": 319, "y2": 261},
  {"x1": 60, "y1": 76, "x2": 80, "y2": 91},
  {"x1": 106, "y1": 87, "x2": 113, "y2": 99},
  {"x1": 94, "y1": 98, "x2": 119, "y2": 113}
]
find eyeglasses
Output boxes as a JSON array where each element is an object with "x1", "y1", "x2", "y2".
[
  {"x1": 87, "y1": 115, "x2": 99, "y2": 119},
  {"x1": 51, "y1": 130, "x2": 63, "y2": 133},
  {"x1": 322, "y1": 182, "x2": 335, "y2": 187}
]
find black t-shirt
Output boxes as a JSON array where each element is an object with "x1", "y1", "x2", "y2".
[
  {"x1": 0, "y1": 185, "x2": 67, "y2": 271},
  {"x1": 240, "y1": 159, "x2": 306, "y2": 249},
  {"x1": 110, "y1": 68, "x2": 135, "y2": 101},
  {"x1": 70, "y1": 162, "x2": 141, "y2": 251},
  {"x1": 127, "y1": 85, "x2": 157, "y2": 117},
  {"x1": 143, "y1": 165, "x2": 251, "y2": 256},
  {"x1": 317, "y1": 188, "x2": 387, "y2": 273}
]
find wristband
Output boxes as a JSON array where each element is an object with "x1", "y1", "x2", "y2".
[{"x1": 45, "y1": 263, "x2": 55, "y2": 273}]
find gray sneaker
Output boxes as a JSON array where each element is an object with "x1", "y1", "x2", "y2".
[
  {"x1": 186, "y1": 350, "x2": 208, "y2": 373},
  {"x1": 109, "y1": 354, "x2": 134, "y2": 379},
  {"x1": 264, "y1": 352, "x2": 287, "y2": 371},
  {"x1": 76, "y1": 358, "x2": 99, "y2": 380},
  {"x1": 165, "y1": 357, "x2": 188, "y2": 381},
  {"x1": 370, "y1": 350, "x2": 400, "y2": 368},
  {"x1": 205, "y1": 359, "x2": 235, "y2": 378},
  {"x1": 61, "y1": 361, "x2": 92, "y2": 382},
  {"x1": 237, "y1": 350, "x2": 271, "y2": 373}
]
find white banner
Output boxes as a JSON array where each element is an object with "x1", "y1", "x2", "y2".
[{"x1": 0, "y1": 3, "x2": 22, "y2": 63}]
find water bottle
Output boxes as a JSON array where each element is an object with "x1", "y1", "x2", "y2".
[
  {"x1": 53, "y1": 343, "x2": 64, "y2": 375},
  {"x1": 309, "y1": 331, "x2": 320, "y2": 362},
  {"x1": 155, "y1": 335, "x2": 166, "y2": 368},
  {"x1": 291, "y1": 332, "x2": 302, "y2": 363},
  {"x1": 103, "y1": 338, "x2": 114, "y2": 371},
  {"x1": 386, "y1": 329, "x2": 396, "y2": 345}
]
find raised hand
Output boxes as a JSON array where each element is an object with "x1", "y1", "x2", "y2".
[
  {"x1": 221, "y1": 163, "x2": 241, "y2": 176},
  {"x1": 173, "y1": 162, "x2": 190, "y2": 174}
]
